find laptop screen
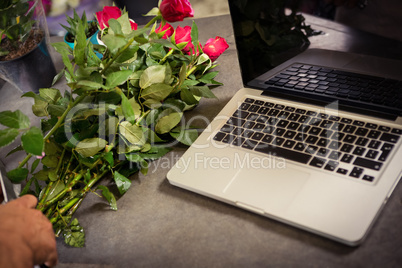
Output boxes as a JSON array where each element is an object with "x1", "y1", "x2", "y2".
[{"x1": 227, "y1": 0, "x2": 311, "y2": 85}]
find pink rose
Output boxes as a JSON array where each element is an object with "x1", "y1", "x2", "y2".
[
  {"x1": 155, "y1": 23, "x2": 174, "y2": 39},
  {"x1": 160, "y1": 0, "x2": 194, "y2": 22},
  {"x1": 203, "y1": 36, "x2": 229, "y2": 61},
  {"x1": 96, "y1": 6, "x2": 122, "y2": 30}
]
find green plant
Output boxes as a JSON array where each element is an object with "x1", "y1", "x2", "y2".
[
  {"x1": 0, "y1": 2, "x2": 227, "y2": 247},
  {"x1": 61, "y1": 10, "x2": 98, "y2": 41},
  {"x1": 0, "y1": 0, "x2": 37, "y2": 57}
]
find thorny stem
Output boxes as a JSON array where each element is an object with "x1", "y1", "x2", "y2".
[
  {"x1": 38, "y1": 172, "x2": 84, "y2": 212},
  {"x1": 48, "y1": 167, "x2": 109, "y2": 224}
]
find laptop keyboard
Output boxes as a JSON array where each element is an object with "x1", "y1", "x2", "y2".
[
  {"x1": 264, "y1": 64, "x2": 402, "y2": 115},
  {"x1": 213, "y1": 97, "x2": 401, "y2": 183}
]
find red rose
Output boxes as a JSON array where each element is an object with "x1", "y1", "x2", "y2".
[
  {"x1": 155, "y1": 23, "x2": 174, "y2": 39},
  {"x1": 96, "y1": 6, "x2": 122, "y2": 30},
  {"x1": 130, "y1": 20, "x2": 138, "y2": 30},
  {"x1": 160, "y1": 0, "x2": 194, "y2": 22},
  {"x1": 174, "y1": 25, "x2": 193, "y2": 53},
  {"x1": 203, "y1": 36, "x2": 229, "y2": 61}
]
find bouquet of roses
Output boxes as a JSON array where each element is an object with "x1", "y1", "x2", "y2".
[{"x1": 0, "y1": 0, "x2": 228, "y2": 247}]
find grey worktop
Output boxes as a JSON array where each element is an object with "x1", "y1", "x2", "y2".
[{"x1": 1, "y1": 14, "x2": 401, "y2": 268}]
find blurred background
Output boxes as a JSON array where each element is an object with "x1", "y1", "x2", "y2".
[
  {"x1": 44, "y1": 0, "x2": 231, "y2": 36},
  {"x1": 41, "y1": 0, "x2": 402, "y2": 43}
]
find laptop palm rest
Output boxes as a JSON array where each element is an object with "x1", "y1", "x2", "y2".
[{"x1": 223, "y1": 166, "x2": 310, "y2": 214}]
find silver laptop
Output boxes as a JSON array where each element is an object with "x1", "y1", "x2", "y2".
[{"x1": 167, "y1": 2, "x2": 402, "y2": 245}]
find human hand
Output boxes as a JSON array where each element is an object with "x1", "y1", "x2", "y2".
[
  {"x1": 325, "y1": 0, "x2": 360, "y2": 8},
  {"x1": 0, "y1": 195, "x2": 58, "y2": 268}
]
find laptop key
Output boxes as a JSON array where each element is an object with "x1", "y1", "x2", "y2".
[
  {"x1": 309, "y1": 157, "x2": 326, "y2": 168},
  {"x1": 213, "y1": 132, "x2": 226, "y2": 142},
  {"x1": 380, "y1": 133, "x2": 400, "y2": 143},
  {"x1": 350, "y1": 167, "x2": 364, "y2": 178},
  {"x1": 354, "y1": 157, "x2": 382, "y2": 171},
  {"x1": 337, "y1": 168, "x2": 348, "y2": 175},
  {"x1": 324, "y1": 160, "x2": 339, "y2": 171},
  {"x1": 362, "y1": 175, "x2": 375, "y2": 182},
  {"x1": 254, "y1": 144, "x2": 312, "y2": 164},
  {"x1": 242, "y1": 139, "x2": 258, "y2": 150},
  {"x1": 378, "y1": 143, "x2": 394, "y2": 161}
]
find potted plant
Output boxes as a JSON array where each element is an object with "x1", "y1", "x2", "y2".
[
  {"x1": 62, "y1": 10, "x2": 99, "y2": 50},
  {"x1": 0, "y1": 0, "x2": 56, "y2": 93}
]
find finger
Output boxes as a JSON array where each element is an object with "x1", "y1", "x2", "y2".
[
  {"x1": 30, "y1": 213, "x2": 58, "y2": 266},
  {"x1": 10, "y1": 194, "x2": 38, "y2": 208}
]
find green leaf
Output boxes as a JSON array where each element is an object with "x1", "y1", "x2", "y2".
[
  {"x1": 21, "y1": 127, "x2": 44, "y2": 156},
  {"x1": 22, "y1": 92, "x2": 49, "y2": 117},
  {"x1": 102, "y1": 34, "x2": 126, "y2": 54},
  {"x1": 31, "y1": 159, "x2": 40, "y2": 173},
  {"x1": 189, "y1": 85, "x2": 217, "y2": 99},
  {"x1": 139, "y1": 65, "x2": 168, "y2": 89},
  {"x1": 144, "y1": 7, "x2": 160, "y2": 16},
  {"x1": 103, "y1": 151, "x2": 114, "y2": 166},
  {"x1": 46, "y1": 180, "x2": 66, "y2": 201},
  {"x1": 7, "y1": 168, "x2": 29, "y2": 183},
  {"x1": 116, "y1": 13, "x2": 132, "y2": 35},
  {"x1": 39, "y1": 88, "x2": 62, "y2": 104},
  {"x1": 76, "y1": 80, "x2": 106, "y2": 90},
  {"x1": 105, "y1": 70, "x2": 133, "y2": 89},
  {"x1": 97, "y1": 185, "x2": 117, "y2": 210},
  {"x1": 75, "y1": 138, "x2": 108, "y2": 158},
  {"x1": 139, "y1": 146, "x2": 172, "y2": 160},
  {"x1": 63, "y1": 218, "x2": 85, "y2": 248},
  {"x1": 108, "y1": 18, "x2": 123, "y2": 35},
  {"x1": 141, "y1": 83, "x2": 173, "y2": 106},
  {"x1": 51, "y1": 42, "x2": 74, "y2": 78},
  {"x1": 0, "y1": 110, "x2": 30, "y2": 129},
  {"x1": 0, "y1": 128, "x2": 19, "y2": 148},
  {"x1": 180, "y1": 87, "x2": 199, "y2": 105},
  {"x1": 155, "y1": 110, "x2": 183, "y2": 134},
  {"x1": 119, "y1": 121, "x2": 145, "y2": 145},
  {"x1": 198, "y1": 71, "x2": 219, "y2": 84},
  {"x1": 73, "y1": 21, "x2": 87, "y2": 67},
  {"x1": 191, "y1": 21, "x2": 199, "y2": 48},
  {"x1": 170, "y1": 127, "x2": 199, "y2": 146},
  {"x1": 6, "y1": 145, "x2": 23, "y2": 157},
  {"x1": 113, "y1": 171, "x2": 132, "y2": 195},
  {"x1": 41, "y1": 155, "x2": 58, "y2": 168},
  {"x1": 120, "y1": 93, "x2": 136, "y2": 124}
]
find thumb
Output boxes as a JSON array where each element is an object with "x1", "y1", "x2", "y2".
[{"x1": 11, "y1": 194, "x2": 38, "y2": 209}]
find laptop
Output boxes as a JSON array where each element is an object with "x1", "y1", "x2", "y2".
[{"x1": 167, "y1": 1, "x2": 402, "y2": 246}]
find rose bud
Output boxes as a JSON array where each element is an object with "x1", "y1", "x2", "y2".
[
  {"x1": 203, "y1": 36, "x2": 229, "y2": 61},
  {"x1": 155, "y1": 23, "x2": 174, "y2": 39},
  {"x1": 174, "y1": 25, "x2": 193, "y2": 53},
  {"x1": 160, "y1": 0, "x2": 194, "y2": 22}
]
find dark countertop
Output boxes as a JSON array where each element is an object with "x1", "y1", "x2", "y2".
[{"x1": 1, "y1": 14, "x2": 401, "y2": 268}]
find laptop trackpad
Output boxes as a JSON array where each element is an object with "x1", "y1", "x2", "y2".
[{"x1": 223, "y1": 167, "x2": 310, "y2": 213}]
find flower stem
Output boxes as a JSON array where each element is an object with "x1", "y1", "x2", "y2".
[
  {"x1": 159, "y1": 49, "x2": 174, "y2": 65},
  {"x1": 186, "y1": 66, "x2": 197, "y2": 77},
  {"x1": 144, "y1": 16, "x2": 159, "y2": 28},
  {"x1": 38, "y1": 172, "x2": 84, "y2": 212}
]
